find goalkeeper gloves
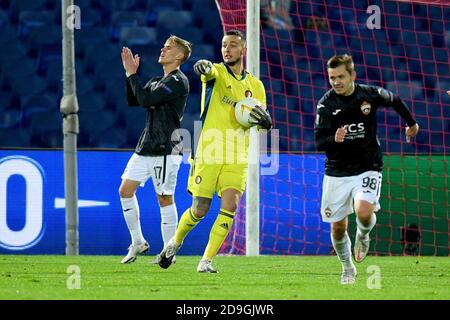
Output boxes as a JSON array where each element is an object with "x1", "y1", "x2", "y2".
[
  {"x1": 249, "y1": 105, "x2": 272, "y2": 130},
  {"x1": 193, "y1": 59, "x2": 212, "y2": 76}
]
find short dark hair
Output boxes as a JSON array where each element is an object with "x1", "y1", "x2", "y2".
[
  {"x1": 168, "y1": 35, "x2": 192, "y2": 63},
  {"x1": 327, "y1": 54, "x2": 355, "y2": 74},
  {"x1": 225, "y1": 29, "x2": 246, "y2": 46}
]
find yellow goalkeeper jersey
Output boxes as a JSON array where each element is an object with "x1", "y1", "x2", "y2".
[{"x1": 195, "y1": 63, "x2": 266, "y2": 164}]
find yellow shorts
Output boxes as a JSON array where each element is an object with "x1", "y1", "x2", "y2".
[{"x1": 187, "y1": 159, "x2": 248, "y2": 198}]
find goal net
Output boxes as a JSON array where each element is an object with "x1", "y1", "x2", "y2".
[{"x1": 216, "y1": 0, "x2": 449, "y2": 256}]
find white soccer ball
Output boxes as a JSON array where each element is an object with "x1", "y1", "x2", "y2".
[{"x1": 234, "y1": 97, "x2": 261, "y2": 128}]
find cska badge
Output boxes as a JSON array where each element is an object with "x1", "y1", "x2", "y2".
[{"x1": 360, "y1": 101, "x2": 371, "y2": 115}]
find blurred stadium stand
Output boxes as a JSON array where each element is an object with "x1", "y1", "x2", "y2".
[
  {"x1": 0, "y1": 0, "x2": 447, "y2": 152},
  {"x1": 0, "y1": 0, "x2": 222, "y2": 148}
]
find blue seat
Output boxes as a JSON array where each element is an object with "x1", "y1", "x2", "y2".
[
  {"x1": 302, "y1": 114, "x2": 316, "y2": 131},
  {"x1": 79, "y1": 110, "x2": 117, "y2": 138},
  {"x1": 28, "y1": 26, "x2": 61, "y2": 48},
  {"x1": 299, "y1": 85, "x2": 313, "y2": 100},
  {"x1": 21, "y1": 94, "x2": 57, "y2": 118},
  {"x1": 75, "y1": 27, "x2": 111, "y2": 57},
  {"x1": 180, "y1": 112, "x2": 197, "y2": 148},
  {"x1": 157, "y1": 10, "x2": 192, "y2": 30},
  {"x1": 289, "y1": 132, "x2": 302, "y2": 152},
  {"x1": 269, "y1": 80, "x2": 284, "y2": 95},
  {"x1": 300, "y1": 98, "x2": 315, "y2": 115},
  {"x1": 386, "y1": 81, "x2": 424, "y2": 101},
  {"x1": 416, "y1": 33, "x2": 432, "y2": 47},
  {"x1": 33, "y1": 130, "x2": 62, "y2": 148},
  {"x1": 77, "y1": 93, "x2": 106, "y2": 112},
  {"x1": 94, "y1": 64, "x2": 124, "y2": 92},
  {"x1": 401, "y1": 31, "x2": 418, "y2": 45},
  {"x1": 301, "y1": 129, "x2": 316, "y2": 152},
  {"x1": 18, "y1": 11, "x2": 54, "y2": 39},
  {"x1": 11, "y1": 75, "x2": 46, "y2": 98},
  {"x1": 380, "y1": 67, "x2": 394, "y2": 83},
  {"x1": 0, "y1": 10, "x2": 8, "y2": 28},
  {"x1": 84, "y1": 42, "x2": 119, "y2": 74},
  {"x1": 287, "y1": 97, "x2": 300, "y2": 112},
  {"x1": 29, "y1": 111, "x2": 62, "y2": 135},
  {"x1": 147, "y1": 0, "x2": 183, "y2": 11},
  {"x1": 9, "y1": 0, "x2": 47, "y2": 23},
  {"x1": 91, "y1": 127, "x2": 128, "y2": 148},
  {"x1": 0, "y1": 92, "x2": 13, "y2": 110},
  {"x1": 45, "y1": 59, "x2": 63, "y2": 92},
  {"x1": 1, "y1": 57, "x2": 36, "y2": 83},
  {"x1": 191, "y1": 44, "x2": 214, "y2": 60},
  {"x1": 0, "y1": 109, "x2": 22, "y2": 129},
  {"x1": 260, "y1": 62, "x2": 269, "y2": 77},
  {"x1": 139, "y1": 62, "x2": 163, "y2": 78},
  {"x1": 434, "y1": 48, "x2": 448, "y2": 63},
  {"x1": 123, "y1": 108, "x2": 147, "y2": 142},
  {"x1": 0, "y1": 41, "x2": 27, "y2": 64},
  {"x1": 285, "y1": 81, "x2": 299, "y2": 97},
  {"x1": 436, "y1": 79, "x2": 450, "y2": 95},
  {"x1": 426, "y1": 102, "x2": 445, "y2": 118},
  {"x1": 79, "y1": 8, "x2": 102, "y2": 28},
  {"x1": 33, "y1": 30, "x2": 62, "y2": 74},
  {"x1": 273, "y1": 94, "x2": 287, "y2": 110},
  {"x1": 105, "y1": 81, "x2": 128, "y2": 107},
  {"x1": 92, "y1": 0, "x2": 141, "y2": 11},
  {"x1": 432, "y1": 31, "x2": 445, "y2": 47},
  {"x1": 430, "y1": 15, "x2": 444, "y2": 34},
  {"x1": 159, "y1": 26, "x2": 204, "y2": 45},
  {"x1": 111, "y1": 11, "x2": 146, "y2": 41},
  {"x1": 120, "y1": 27, "x2": 158, "y2": 46},
  {"x1": 304, "y1": 30, "x2": 318, "y2": 46},
  {"x1": 76, "y1": 77, "x2": 95, "y2": 95},
  {"x1": 0, "y1": 27, "x2": 17, "y2": 45},
  {"x1": 0, "y1": 128, "x2": 31, "y2": 147}
]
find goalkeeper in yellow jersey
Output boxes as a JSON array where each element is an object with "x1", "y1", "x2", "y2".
[{"x1": 158, "y1": 29, "x2": 272, "y2": 273}]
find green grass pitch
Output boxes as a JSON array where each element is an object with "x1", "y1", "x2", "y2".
[{"x1": 0, "y1": 255, "x2": 448, "y2": 300}]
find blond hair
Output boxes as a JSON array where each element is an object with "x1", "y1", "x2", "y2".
[{"x1": 167, "y1": 35, "x2": 192, "y2": 64}]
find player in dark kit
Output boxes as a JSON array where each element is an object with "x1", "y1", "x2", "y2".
[
  {"x1": 315, "y1": 54, "x2": 419, "y2": 284},
  {"x1": 119, "y1": 36, "x2": 192, "y2": 264}
]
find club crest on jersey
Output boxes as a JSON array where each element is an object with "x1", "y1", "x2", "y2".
[
  {"x1": 324, "y1": 207, "x2": 333, "y2": 218},
  {"x1": 195, "y1": 176, "x2": 202, "y2": 184},
  {"x1": 245, "y1": 90, "x2": 253, "y2": 98},
  {"x1": 360, "y1": 101, "x2": 371, "y2": 115}
]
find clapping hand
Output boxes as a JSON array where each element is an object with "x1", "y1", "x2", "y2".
[{"x1": 121, "y1": 47, "x2": 140, "y2": 77}]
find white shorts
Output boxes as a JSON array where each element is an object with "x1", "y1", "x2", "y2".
[
  {"x1": 121, "y1": 153, "x2": 182, "y2": 195},
  {"x1": 320, "y1": 171, "x2": 382, "y2": 223}
]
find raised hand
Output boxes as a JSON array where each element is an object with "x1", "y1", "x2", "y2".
[{"x1": 193, "y1": 59, "x2": 212, "y2": 76}]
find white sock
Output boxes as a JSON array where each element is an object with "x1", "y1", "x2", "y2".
[
  {"x1": 120, "y1": 196, "x2": 145, "y2": 246},
  {"x1": 331, "y1": 232, "x2": 354, "y2": 270},
  {"x1": 356, "y1": 213, "x2": 377, "y2": 237},
  {"x1": 160, "y1": 203, "x2": 178, "y2": 247}
]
